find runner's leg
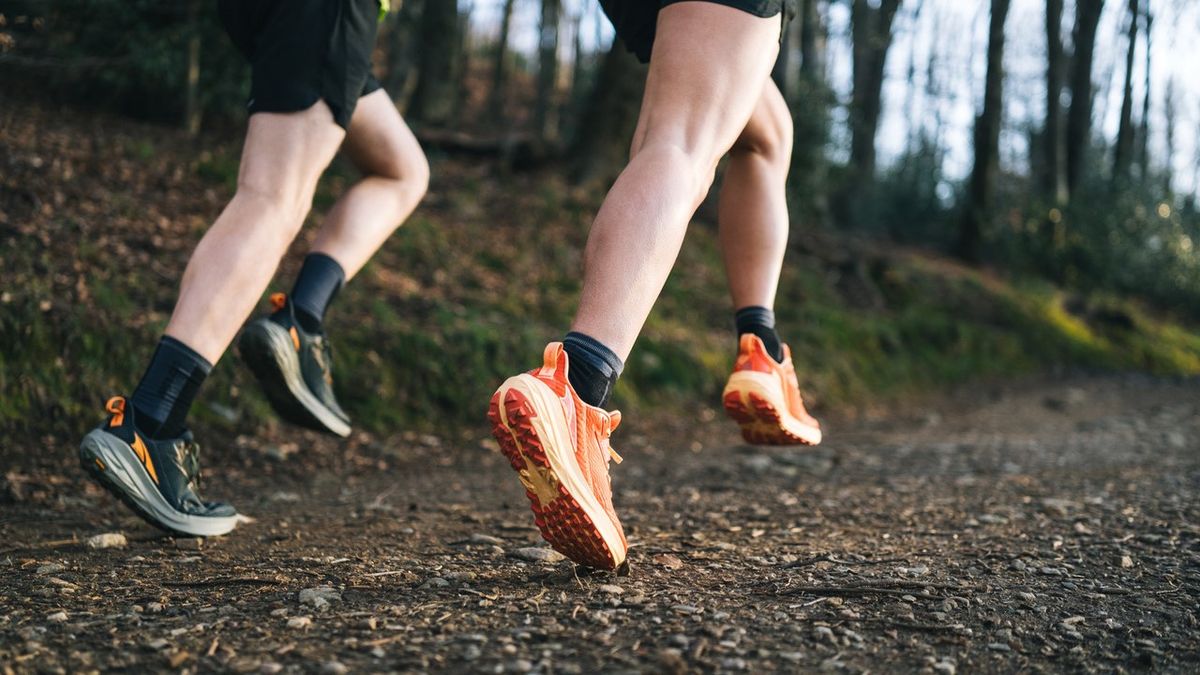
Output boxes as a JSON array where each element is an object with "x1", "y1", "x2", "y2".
[
  {"x1": 164, "y1": 102, "x2": 345, "y2": 364},
  {"x1": 570, "y1": 3, "x2": 782, "y2": 361},
  {"x1": 308, "y1": 89, "x2": 429, "y2": 281}
]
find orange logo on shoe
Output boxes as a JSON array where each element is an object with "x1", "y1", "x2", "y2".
[
  {"x1": 105, "y1": 396, "x2": 126, "y2": 428},
  {"x1": 289, "y1": 326, "x2": 301, "y2": 351},
  {"x1": 130, "y1": 433, "x2": 159, "y2": 484}
]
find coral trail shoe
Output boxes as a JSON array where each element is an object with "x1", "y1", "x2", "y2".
[
  {"x1": 238, "y1": 292, "x2": 351, "y2": 437},
  {"x1": 723, "y1": 334, "x2": 823, "y2": 446},
  {"x1": 79, "y1": 397, "x2": 239, "y2": 537},
  {"x1": 488, "y1": 343, "x2": 628, "y2": 570}
]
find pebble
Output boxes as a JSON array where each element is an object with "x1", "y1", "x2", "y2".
[
  {"x1": 670, "y1": 605, "x2": 701, "y2": 615},
  {"x1": 421, "y1": 577, "x2": 450, "y2": 588},
  {"x1": 286, "y1": 616, "x2": 312, "y2": 629},
  {"x1": 36, "y1": 563, "x2": 66, "y2": 575},
  {"x1": 987, "y1": 642, "x2": 1011, "y2": 652},
  {"x1": 146, "y1": 638, "x2": 169, "y2": 651},
  {"x1": 463, "y1": 645, "x2": 482, "y2": 661},
  {"x1": 175, "y1": 538, "x2": 203, "y2": 551},
  {"x1": 470, "y1": 533, "x2": 505, "y2": 545},
  {"x1": 299, "y1": 587, "x2": 342, "y2": 607},
  {"x1": 932, "y1": 659, "x2": 956, "y2": 675},
  {"x1": 508, "y1": 659, "x2": 534, "y2": 672},
  {"x1": 46, "y1": 611, "x2": 68, "y2": 623},
  {"x1": 779, "y1": 651, "x2": 804, "y2": 662},
  {"x1": 321, "y1": 661, "x2": 348, "y2": 675},
  {"x1": 653, "y1": 554, "x2": 684, "y2": 570},
  {"x1": 260, "y1": 663, "x2": 283, "y2": 674},
  {"x1": 86, "y1": 533, "x2": 127, "y2": 549},
  {"x1": 813, "y1": 626, "x2": 836, "y2": 643},
  {"x1": 598, "y1": 584, "x2": 624, "y2": 595},
  {"x1": 510, "y1": 547, "x2": 565, "y2": 563},
  {"x1": 1120, "y1": 555, "x2": 1134, "y2": 568},
  {"x1": 147, "y1": 602, "x2": 164, "y2": 613},
  {"x1": 1040, "y1": 566, "x2": 1063, "y2": 576}
]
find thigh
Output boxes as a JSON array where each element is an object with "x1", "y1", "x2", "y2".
[
  {"x1": 339, "y1": 90, "x2": 424, "y2": 181},
  {"x1": 237, "y1": 101, "x2": 346, "y2": 204},
  {"x1": 630, "y1": 2, "x2": 783, "y2": 163}
]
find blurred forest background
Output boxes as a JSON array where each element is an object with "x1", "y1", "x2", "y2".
[{"x1": 2, "y1": 0, "x2": 1200, "y2": 442}]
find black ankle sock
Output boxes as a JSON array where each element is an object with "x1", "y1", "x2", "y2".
[
  {"x1": 562, "y1": 332, "x2": 623, "y2": 409},
  {"x1": 129, "y1": 336, "x2": 213, "y2": 439},
  {"x1": 735, "y1": 306, "x2": 784, "y2": 363},
  {"x1": 290, "y1": 253, "x2": 345, "y2": 333}
]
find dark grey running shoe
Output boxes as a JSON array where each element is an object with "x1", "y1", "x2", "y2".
[
  {"x1": 237, "y1": 292, "x2": 351, "y2": 437},
  {"x1": 79, "y1": 396, "x2": 239, "y2": 537}
]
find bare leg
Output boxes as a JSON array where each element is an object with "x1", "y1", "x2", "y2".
[
  {"x1": 309, "y1": 90, "x2": 430, "y2": 280},
  {"x1": 719, "y1": 80, "x2": 793, "y2": 310},
  {"x1": 164, "y1": 102, "x2": 345, "y2": 363},
  {"x1": 570, "y1": 3, "x2": 782, "y2": 360}
]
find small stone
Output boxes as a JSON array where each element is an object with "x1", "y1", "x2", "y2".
[
  {"x1": 286, "y1": 616, "x2": 312, "y2": 629},
  {"x1": 598, "y1": 584, "x2": 624, "y2": 595},
  {"x1": 146, "y1": 602, "x2": 165, "y2": 613},
  {"x1": 321, "y1": 661, "x2": 348, "y2": 675},
  {"x1": 463, "y1": 645, "x2": 482, "y2": 661},
  {"x1": 260, "y1": 663, "x2": 283, "y2": 674},
  {"x1": 977, "y1": 514, "x2": 1008, "y2": 524},
  {"x1": 508, "y1": 659, "x2": 534, "y2": 672},
  {"x1": 361, "y1": 617, "x2": 378, "y2": 630},
  {"x1": 87, "y1": 533, "x2": 127, "y2": 549},
  {"x1": 1017, "y1": 592, "x2": 1037, "y2": 603},
  {"x1": 299, "y1": 587, "x2": 342, "y2": 607},
  {"x1": 510, "y1": 547, "x2": 565, "y2": 563},
  {"x1": 36, "y1": 563, "x2": 66, "y2": 575},
  {"x1": 670, "y1": 604, "x2": 701, "y2": 615},
  {"x1": 1120, "y1": 555, "x2": 1134, "y2": 568},
  {"x1": 46, "y1": 611, "x2": 68, "y2": 623},
  {"x1": 987, "y1": 642, "x2": 1011, "y2": 652},
  {"x1": 779, "y1": 652, "x2": 804, "y2": 663},
  {"x1": 175, "y1": 538, "x2": 203, "y2": 551},
  {"x1": 653, "y1": 554, "x2": 684, "y2": 570},
  {"x1": 1040, "y1": 566, "x2": 1063, "y2": 576},
  {"x1": 668, "y1": 634, "x2": 690, "y2": 648},
  {"x1": 146, "y1": 638, "x2": 169, "y2": 651},
  {"x1": 932, "y1": 659, "x2": 956, "y2": 675},
  {"x1": 470, "y1": 533, "x2": 504, "y2": 545},
  {"x1": 421, "y1": 577, "x2": 450, "y2": 588},
  {"x1": 270, "y1": 608, "x2": 289, "y2": 617},
  {"x1": 813, "y1": 626, "x2": 835, "y2": 643}
]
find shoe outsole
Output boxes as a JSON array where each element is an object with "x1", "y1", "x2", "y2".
[
  {"x1": 239, "y1": 320, "x2": 351, "y2": 438},
  {"x1": 488, "y1": 388, "x2": 620, "y2": 570},
  {"x1": 723, "y1": 389, "x2": 821, "y2": 446},
  {"x1": 79, "y1": 430, "x2": 238, "y2": 537}
]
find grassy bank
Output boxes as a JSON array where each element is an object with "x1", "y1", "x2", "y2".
[{"x1": 3, "y1": 106, "x2": 1199, "y2": 444}]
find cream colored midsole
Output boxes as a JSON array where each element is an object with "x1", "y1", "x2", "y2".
[
  {"x1": 723, "y1": 371, "x2": 823, "y2": 445},
  {"x1": 497, "y1": 374, "x2": 626, "y2": 566}
]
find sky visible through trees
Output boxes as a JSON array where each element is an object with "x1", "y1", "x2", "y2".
[{"x1": 470, "y1": 0, "x2": 1200, "y2": 198}]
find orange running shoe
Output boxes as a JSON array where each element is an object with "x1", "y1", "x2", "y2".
[
  {"x1": 488, "y1": 343, "x2": 628, "y2": 570},
  {"x1": 723, "y1": 334, "x2": 823, "y2": 446}
]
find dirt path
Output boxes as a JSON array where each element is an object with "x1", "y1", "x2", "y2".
[{"x1": 2, "y1": 375, "x2": 1198, "y2": 673}]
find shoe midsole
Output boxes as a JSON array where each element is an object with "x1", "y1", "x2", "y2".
[
  {"x1": 496, "y1": 374, "x2": 626, "y2": 566},
  {"x1": 244, "y1": 320, "x2": 351, "y2": 438},
  {"x1": 79, "y1": 430, "x2": 239, "y2": 537},
  {"x1": 723, "y1": 371, "x2": 823, "y2": 445}
]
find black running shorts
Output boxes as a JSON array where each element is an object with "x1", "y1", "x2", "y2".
[
  {"x1": 218, "y1": 0, "x2": 382, "y2": 129},
  {"x1": 600, "y1": 0, "x2": 796, "y2": 64}
]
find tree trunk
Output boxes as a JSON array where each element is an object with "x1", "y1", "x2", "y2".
[
  {"x1": 383, "y1": 0, "x2": 424, "y2": 109},
  {"x1": 408, "y1": 0, "x2": 459, "y2": 126},
  {"x1": 958, "y1": 0, "x2": 1011, "y2": 263},
  {"x1": 570, "y1": 44, "x2": 646, "y2": 187},
  {"x1": 1163, "y1": 78, "x2": 1175, "y2": 195},
  {"x1": 1041, "y1": 0, "x2": 1066, "y2": 203},
  {"x1": 1137, "y1": 3, "x2": 1152, "y2": 182},
  {"x1": 1065, "y1": 0, "x2": 1104, "y2": 196},
  {"x1": 183, "y1": 0, "x2": 202, "y2": 136},
  {"x1": 1113, "y1": 0, "x2": 1140, "y2": 183},
  {"x1": 487, "y1": 0, "x2": 516, "y2": 123},
  {"x1": 534, "y1": 0, "x2": 562, "y2": 141},
  {"x1": 848, "y1": 0, "x2": 901, "y2": 185},
  {"x1": 791, "y1": 0, "x2": 831, "y2": 225}
]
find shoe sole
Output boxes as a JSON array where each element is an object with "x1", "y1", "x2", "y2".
[
  {"x1": 488, "y1": 375, "x2": 626, "y2": 570},
  {"x1": 723, "y1": 372, "x2": 823, "y2": 446},
  {"x1": 238, "y1": 320, "x2": 351, "y2": 438},
  {"x1": 79, "y1": 430, "x2": 239, "y2": 537}
]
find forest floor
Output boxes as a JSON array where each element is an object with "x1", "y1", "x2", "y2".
[{"x1": 2, "y1": 373, "x2": 1198, "y2": 674}]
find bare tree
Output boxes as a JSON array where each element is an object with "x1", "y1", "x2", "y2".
[
  {"x1": 534, "y1": 0, "x2": 562, "y2": 140},
  {"x1": 1065, "y1": 0, "x2": 1105, "y2": 196},
  {"x1": 1113, "y1": 0, "x2": 1140, "y2": 182},
  {"x1": 183, "y1": 0, "x2": 202, "y2": 136},
  {"x1": 848, "y1": 0, "x2": 902, "y2": 186},
  {"x1": 408, "y1": 0, "x2": 460, "y2": 126},
  {"x1": 1041, "y1": 0, "x2": 1066, "y2": 203},
  {"x1": 487, "y1": 0, "x2": 517, "y2": 122},
  {"x1": 570, "y1": 44, "x2": 646, "y2": 186},
  {"x1": 1137, "y1": 2, "x2": 1153, "y2": 182},
  {"x1": 959, "y1": 0, "x2": 1012, "y2": 262}
]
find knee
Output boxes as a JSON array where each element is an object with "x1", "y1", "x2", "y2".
[
  {"x1": 731, "y1": 102, "x2": 793, "y2": 169},
  {"x1": 633, "y1": 137, "x2": 721, "y2": 204},
  {"x1": 373, "y1": 148, "x2": 431, "y2": 207},
  {"x1": 231, "y1": 181, "x2": 312, "y2": 240}
]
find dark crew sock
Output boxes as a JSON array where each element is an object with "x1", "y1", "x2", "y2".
[
  {"x1": 562, "y1": 332, "x2": 624, "y2": 409},
  {"x1": 735, "y1": 306, "x2": 784, "y2": 363},
  {"x1": 290, "y1": 253, "x2": 346, "y2": 333},
  {"x1": 129, "y1": 336, "x2": 213, "y2": 439}
]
